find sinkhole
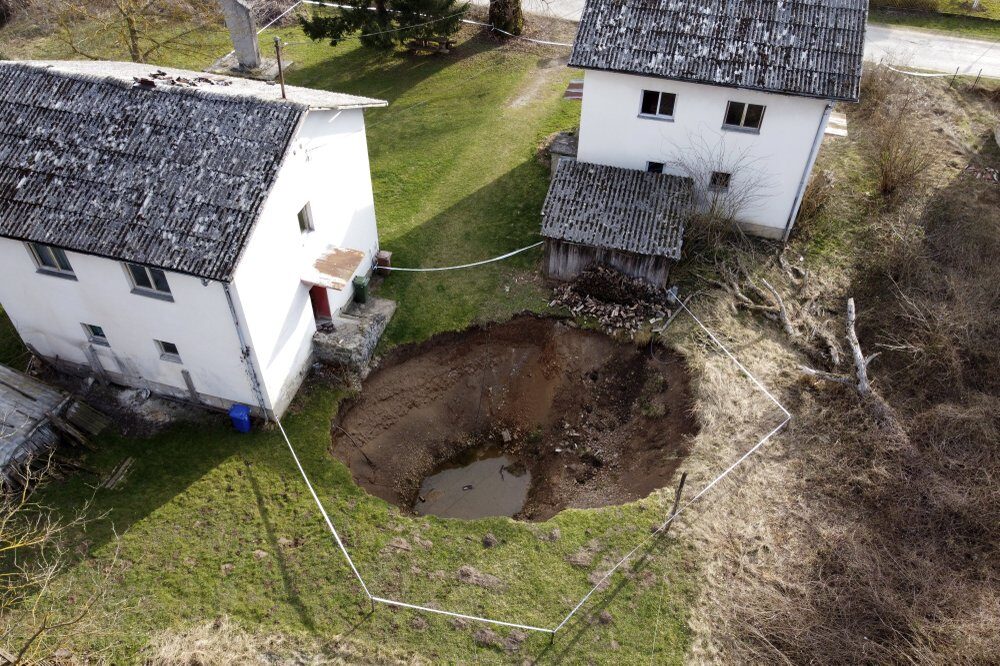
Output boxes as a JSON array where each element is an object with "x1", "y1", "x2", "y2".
[{"x1": 331, "y1": 316, "x2": 699, "y2": 521}]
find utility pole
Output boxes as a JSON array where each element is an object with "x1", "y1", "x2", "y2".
[{"x1": 274, "y1": 36, "x2": 286, "y2": 100}]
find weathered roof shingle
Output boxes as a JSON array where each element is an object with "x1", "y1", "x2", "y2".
[
  {"x1": 541, "y1": 159, "x2": 693, "y2": 259},
  {"x1": 569, "y1": 0, "x2": 869, "y2": 101},
  {"x1": 0, "y1": 61, "x2": 384, "y2": 281}
]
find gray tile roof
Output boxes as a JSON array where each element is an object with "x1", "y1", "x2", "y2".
[
  {"x1": 541, "y1": 159, "x2": 693, "y2": 259},
  {"x1": 569, "y1": 0, "x2": 868, "y2": 101},
  {"x1": 0, "y1": 61, "x2": 385, "y2": 281}
]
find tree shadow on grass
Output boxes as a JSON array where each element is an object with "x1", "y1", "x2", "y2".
[
  {"x1": 286, "y1": 28, "x2": 499, "y2": 107},
  {"x1": 374, "y1": 158, "x2": 552, "y2": 344},
  {"x1": 242, "y1": 455, "x2": 317, "y2": 632}
]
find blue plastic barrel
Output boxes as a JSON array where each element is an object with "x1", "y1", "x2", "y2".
[{"x1": 228, "y1": 404, "x2": 252, "y2": 433}]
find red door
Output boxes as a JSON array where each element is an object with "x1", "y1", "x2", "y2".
[{"x1": 309, "y1": 285, "x2": 331, "y2": 319}]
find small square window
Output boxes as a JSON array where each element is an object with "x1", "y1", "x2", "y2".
[
  {"x1": 82, "y1": 323, "x2": 109, "y2": 346},
  {"x1": 646, "y1": 162, "x2": 665, "y2": 174},
  {"x1": 639, "y1": 90, "x2": 676, "y2": 119},
  {"x1": 156, "y1": 340, "x2": 182, "y2": 363},
  {"x1": 709, "y1": 171, "x2": 732, "y2": 191},
  {"x1": 298, "y1": 203, "x2": 314, "y2": 233}
]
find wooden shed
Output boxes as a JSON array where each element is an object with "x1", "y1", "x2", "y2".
[
  {"x1": 540, "y1": 159, "x2": 693, "y2": 287},
  {"x1": 0, "y1": 364, "x2": 108, "y2": 486}
]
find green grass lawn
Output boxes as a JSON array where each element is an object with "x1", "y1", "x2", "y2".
[{"x1": 1, "y1": 24, "x2": 698, "y2": 663}]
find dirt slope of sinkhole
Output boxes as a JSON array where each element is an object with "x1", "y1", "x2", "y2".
[{"x1": 331, "y1": 316, "x2": 699, "y2": 521}]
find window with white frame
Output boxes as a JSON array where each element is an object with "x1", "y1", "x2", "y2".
[
  {"x1": 82, "y1": 323, "x2": 109, "y2": 346},
  {"x1": 155, "y1": 339, "x2": 182, "y2": 363},
  {"x1": 709, "y1": 171, "x2": 732, "y2": 191},
  {"x1": 722, "y1": 101, "x2": 765, "y2": 131},
  {"x1": 28, "y1": 242, "x2": 75, "y2": 277},
  {"x1": 646, "y1": 161, "x2": 665, "y2": 174},
  {"x1": 639, "y1": 90, "x2": 676, "y2": 119},
  {"x1": 125, "y1": 263, "x2": 172, "y2": 298},
  {"x1": 298, "y1": 203, "x2": 314, "y2": 233}
]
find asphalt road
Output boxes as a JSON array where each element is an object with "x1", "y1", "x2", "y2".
[{"x1": 474, "y1": 0, "x2": 1000, "y2": 78}]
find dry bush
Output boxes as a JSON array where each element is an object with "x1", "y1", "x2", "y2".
[
  {"x1": 795, "y1": 169, "x2": 834, "y2": 224},
  {"x1": 858, "y1": 91, "x2": 935, "y2": 196},
  {"x1": 0, "y1": 0, "x2": 29, "y2": 27}
]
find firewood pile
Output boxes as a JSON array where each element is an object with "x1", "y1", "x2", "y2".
[{"x1": 549, "y1": 266, "x2": 670, "y2": 335}]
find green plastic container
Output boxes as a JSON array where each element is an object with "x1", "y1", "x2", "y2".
[{"x1": 352, "y1": 274, "x2": 370, "y2": 304}]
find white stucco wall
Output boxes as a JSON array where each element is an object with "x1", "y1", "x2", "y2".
[
  {"x1": 0, "y1": 109, "x2": 380, "y2": 420},
  {"x1": 0, "y1": 240, "x2": 257, "y2": 406},
  {"x1": 231, "y1": 107, "x2": 380, "y2": 415},
  {"x1": 577, "y1": 70, "x2": 831, "y2": 237}
]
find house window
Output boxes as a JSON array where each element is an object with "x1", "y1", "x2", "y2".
[
  {"x1": 82, "y1": 323, "x2": 109, "y2": 347},
  {"x1": 709, "y1": 171, "x2": 732, "y2": 191},
  {"x1": 639, "y1": 90, "x2": 676, "y2": 119},
  {"x1": 723, "y1": 101, "x2": 766, "y2": 131},
  {"x1": 155, "y1": 340, "x2": 182, "y2": 363},
  {"x1": 646, "y1": 162, "x2": 665, "y2": 174},
  {"x1": 126, "y1": 263, "x2": 172, "y2": 299},
  {"x1": 28, "y1": 242, "x2": 75, "y2": 278},
  {"x1": 298, "y1": 203, "x2": 314, "y2": 233}
]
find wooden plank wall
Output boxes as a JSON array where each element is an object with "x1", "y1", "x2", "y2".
[{"x1": 543, "y1": 239, "x2": 672, "y2": 287}]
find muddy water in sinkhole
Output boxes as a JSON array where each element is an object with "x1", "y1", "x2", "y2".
[
  {"x1": 412, "y1": 447, "x2": 531, "y2": 519},
  {"x1": 331, "y1": 316, "x2": 699, "y2": 521}
]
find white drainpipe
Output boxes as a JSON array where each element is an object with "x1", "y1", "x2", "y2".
[{"x1": 782, "y1": 101, "x2": 834, "y2": 243}]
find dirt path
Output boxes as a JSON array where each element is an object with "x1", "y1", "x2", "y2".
[{"x1": 331, "y1": 316, "x2": 698, "y2": 521}]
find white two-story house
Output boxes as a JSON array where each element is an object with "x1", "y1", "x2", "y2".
[
  {"x1": 562, "y1": 0, "x2": 868, "y2": 241},
  {"x1": 0, "y1": 61, "x2": 386, "y2": 419}
]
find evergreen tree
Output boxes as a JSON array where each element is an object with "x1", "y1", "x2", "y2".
[{"x1": 301, "y1": 0, "x2": 467, "y2": 49}]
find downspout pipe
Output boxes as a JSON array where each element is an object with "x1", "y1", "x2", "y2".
[
  {"x1": 223, "y1": 282, "x2": 270, "y2": 421},
  {"x1": 782, "y1": 101, "x2": 834, "y2": 243}
]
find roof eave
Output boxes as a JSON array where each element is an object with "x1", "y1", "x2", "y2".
[{"x1": 569, "y1": 63, "x2": 860, "y2": 104}]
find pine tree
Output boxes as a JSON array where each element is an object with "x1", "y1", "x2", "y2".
[{"x1": 301, "y1": 0, "x2": 467, "y2": 49}]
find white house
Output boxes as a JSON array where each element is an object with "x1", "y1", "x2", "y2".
[
  {"x1": 561, "y1": 0, "x2": 868, "y2": 240},
  {"x1": 0, "y1": 61, "x2": 387, "y2": 419}
]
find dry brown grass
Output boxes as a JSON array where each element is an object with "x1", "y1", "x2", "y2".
[
  {"x1": 682, "y1": 69, "x2": 1000, "y2": 664},
  {"x1": 144, "y1": 616, "x2": 422, "y2": 665}
]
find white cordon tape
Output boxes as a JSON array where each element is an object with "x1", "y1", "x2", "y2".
[
  {"x1": 884, "y1": 65, "x2": 958, "y2": 78},
  {"x1": 382, "y1": 241, "x2": 543, "y2": 272},
  {"x1": 275, "y1": 294, "x2": 792, "y2": 637}
]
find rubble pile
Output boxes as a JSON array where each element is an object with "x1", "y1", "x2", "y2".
[{"x1": 550, "y1": 266, "x2": 671, "y2": 335}]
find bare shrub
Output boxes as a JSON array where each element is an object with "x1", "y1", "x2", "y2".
[
  {"x1": 858, "y1": 92, "x2": 935, "y2": 196},
  {"x1": 795, "y1": 169, "x2": 834, "y2": 224},
  {"x1": 0, "y1": 0, "x2": 31, "y2": 28},
  {"x1": 664, "y1": 133, "x2": 773, "y2": 228},
  {"x1": 0, "y1": 460, "x2": 121, "y2": 662}
]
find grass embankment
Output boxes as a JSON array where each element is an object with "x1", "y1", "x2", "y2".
[
  {"x1": 0, "y1": 21, "x2": 702, "y2": 663},
  {"x1": 869, "y1": 7, "x2": 1000, "y2": 40}
]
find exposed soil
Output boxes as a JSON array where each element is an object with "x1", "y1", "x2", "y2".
[{"x1": 331, "y1": 316, "x2": 699, "y2": 521}]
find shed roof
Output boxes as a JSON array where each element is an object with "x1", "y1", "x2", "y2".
[
  {"x1": 541, "y1": 159, "x2": 693, "y2": 259},
  {"x1": 0, "y1": 61, "x2": 386, "y2": 281},
  {"x1": 569, "y1": 0, "x2": 868, "y2": 102},
  {"x1": 0, "y1": 364, "x2": 65, "y2": 483}
]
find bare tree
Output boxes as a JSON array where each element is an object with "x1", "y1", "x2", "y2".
[
  {"x1": 663, "y1": 132, "x2": 774, "y2": 228},
  {"x1": 44, "y1": 0, "x2": 221, "y2": 63},
  {"x1": 0, "y1": 459, "x2": 120, "y2": 663}
]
